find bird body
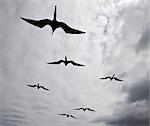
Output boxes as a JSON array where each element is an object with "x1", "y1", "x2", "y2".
[
  {"x1": 47, "y1": 56, "x2": 85, "y2": 66},
  {"x1": 58, "y1": 113, "x2": 77, "y2": 119},
  {"x1": 74, "y1": 107, "x2": 95, "y2": 112},
  {"x1": 27, "y1": 84, "x2": 49, "y2": 91},
  {"x1": 21, "y1": 6, "x2": 85, "y2": 34},
  {"x1": 100, "y1": 74, "x2": 123, "y2": 81}
]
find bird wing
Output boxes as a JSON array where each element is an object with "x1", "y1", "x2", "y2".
[
  {"x1": 40, "y1": 86, "x2": 49, "y2": 91},
  {"x1": 74, "y1": 108, "x2": 83, "y2": 110},
  {"x1": 70, "y1": 115, "x2": 77, "y2": 119},
  {"x1": 69, "y1": 61, "x2": 85, "y2": 66},
  {"x1": 27, "y1": 84, "x2": 37, "y2": 87},
  {"x1": 58, "y1": 113, "x2": 66, "y2": 116},
  {"x1": 100, "y1": 77, "x2": 110, "y2": 80},
  {"x1": 87, "y1": 108, "x2": 95, "y2": 112},
  {"x1": 58, "y1": 22, "x2": 85, "y2": 34},
  {"x1": 47, "y1": 60, "x2": 63, "y2": 65},
  {"x1": 114, "y1": 77, "x2": 123, "y2": 81},
  {"x1": 21, "y1": 17, "x2": 50, "y2": 28}
]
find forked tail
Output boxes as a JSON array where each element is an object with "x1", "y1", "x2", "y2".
[
  {"x1": 65, "y1": 56, "x2": 67, "y2": 61},
  {"x1": 112, "y1": 74, "x2": 115, "y2": 78},
  {"x1": 53, "y1": 5, "x2": 57, "y2": 20}
]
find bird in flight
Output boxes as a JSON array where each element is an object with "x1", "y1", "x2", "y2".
[
  {"x1": 74, "y1": 107, "x2": 96, "y2": 112},
  {"x1": 21, "y1": 5, "x2": 85, "y2": 34},
  {"x1": 58, "y1": 113, "x2": 77, "y2": 119},
  {"x1": 27, "y1": 83, "x2": 49, "y2": 91},
  {"x1": 47, "y1": 56, "x2": 85, "y2": 66},
  {"x1": 100, "y1": 74, "x2": 123, "y2": 81}
]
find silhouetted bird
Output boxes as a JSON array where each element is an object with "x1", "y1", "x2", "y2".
[
  {"x1": 27, "y1": 84, "x2": 49, "y2": 91},
  {"x1": 100, "y1": 74, "x2": 123, "y2": 81},
  {"x1": 47, "y1": 56, "x2": 85, "y2": 66},
  {"x1": 74, "y1": 107, "x2": 95, "y2": 112},
  {"x1": 58, "y1": 113, "x2": 77, "y2": 119},
  {"x1": 21, "y1": 6, "x2": 85, "y2": 34}
]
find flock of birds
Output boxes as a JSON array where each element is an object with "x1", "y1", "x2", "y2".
[
  {"x1": 22, "y1": 5, "x2": 123, "y2": 120},
  {"x1": 58, "y1": 108, "x2": 96, "y2": 119}
]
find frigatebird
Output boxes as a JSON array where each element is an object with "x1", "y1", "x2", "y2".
[
  {"x1": 27, "y1": 83, "x2": 49, "y2": 91},
  {"x1": 21, "y1": 6, "x2": 85, "y2": 34},
  {"x1": 58, "y1": 113, "x2": 77, "y2": 119},
  {"x1": 100, "y1": 74, "x2": 123, "y2": 81},
  {"x1": 74, "y1": 107, "x2": 95, "y2": 112},
  {"x1": 47, "y1": 56, "x2": 85, "y2": 66}
]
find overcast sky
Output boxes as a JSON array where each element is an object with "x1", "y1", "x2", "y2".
[{"x1": 0, "y1": 0, "x2": 149, "y2": 126}]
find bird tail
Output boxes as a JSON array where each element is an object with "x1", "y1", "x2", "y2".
[
  {"x1": 113, "y1": 74, "x2": 115, "y2": 77},
  {"x1": 65, "y1": 56, "x2": 67, "y2": 61},
  {"x1": 52, "y1": 30, "x2": 54, "y2": 35},
  {"x1": 53, "y1": 5, "x2": 57, "y2": 21}
]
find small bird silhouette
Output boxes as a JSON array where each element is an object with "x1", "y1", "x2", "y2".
[
  {"x1": 47, "y1": 56, "x2": 85, "y2": 66},
  {"x1": 27, "y1": 84, "x2": 49, "y2": 91},
  {"x1": 100, "y1": 74, "x2": 123, "y2": 81},
  {"x1": 74, "y1": 107, "x2": 95, "y2": 112},
  {"x1": 58, "y1": 113, "x2": 77, "y2": 119},
  {"x1": 21, "y1": 5, "x2": 85, "y2": 34}
]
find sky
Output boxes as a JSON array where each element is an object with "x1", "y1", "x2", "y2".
[{"x1": 0, "y1": 0, "x2": 149, "y2": 126}]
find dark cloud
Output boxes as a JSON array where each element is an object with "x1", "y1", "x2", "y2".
[
  {"x1": 135, "y1": 28, "x2": 150, "y2": 53},
  {"x1": 93, "y1": 102, "x2": 149, "y2": 126},
  {"x1": 93, "y1": 75, "x2": 149, "y2": 126},
  {"x1": 93, "y1": 103, "x2": 149, "y2": 126},
  {"x1": 125, "y1": 77, "x2": 149, "y2": 103}
]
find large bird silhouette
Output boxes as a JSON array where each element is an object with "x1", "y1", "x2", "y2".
[
  {"x1": 74, "y1": 107, "x2": 95, "y2": 112},
  {"x1": 27, "y1": 83, "x2": 49, "y2": 91},
  {"x1": 100, "y1": 74, "x2": 123, "y2": 81},
  {"x1": 21, "y1": 5, "x2": 85, "y2": 34},
  {"x1": 58, "y1": 113, "x2": 77, "y2": 119},
  {"x1": 47, "y1": 56, "x2": 85, "y2": 66}
]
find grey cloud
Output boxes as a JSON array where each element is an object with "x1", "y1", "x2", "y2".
[
  {"x1": 123, "y1": 77, "x2": 149, "y2": 103},
  {"x1": 93, "y1": 75, "x2": 149, "y2": 126},
  {"x1": 135, "y1": 28, "x2": 150, "y2": 53},
  {"x1": 0, "y1": 0, "x2": 149, "y2": 126},
  {"x1": 118, "y1": 72, "x2": 128, "y2": 78},
  {"x1": 93, "y1": 101, "x2": 149, "y2": 126}
]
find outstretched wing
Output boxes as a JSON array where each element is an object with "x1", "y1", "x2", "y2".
[
  {"x1": 69, "y1": 61, "x2": 85, "y2": 66},
  {"x1": 114, "y1": 77, "x2": 123, "y2": 81},
  {"x1": 58, "y1": 22, "x2": 85, "y2": 34},
  {"x1": 87, "y1": 108, "x2": 96, "y2": 112},
  {"x1": 70, "y1": 115, "x2": 77, "y2": 119},
  {"x1": 47, "y1": 60, "x2": 64, "y2": 65},
  {"x1": 100, "y1": 77, "x2": 110, "y2": 80},
  {"x1": 58, "y1": 113, "x2": 66, "y2": 116},
  {"x1": 74, "y1": 108, "x2": 83, "y2": 110},
  {"x1": 40, "y1": 86, "x2": 49, "y2": 91},
  {"x1": 27, "y1": 84, "x2": 37, "y2": 87},
  {"x1": 21, "y1": 17, "x2": 50, "y2": 28}
]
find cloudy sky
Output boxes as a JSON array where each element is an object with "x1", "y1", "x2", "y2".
[{"x1": 0, "y1": 0, "x2": 149, "y2": 126}]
